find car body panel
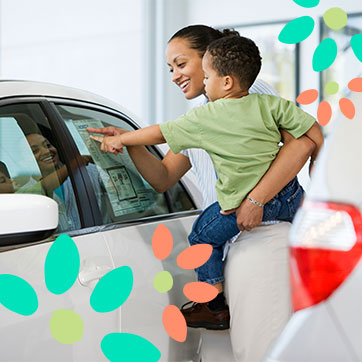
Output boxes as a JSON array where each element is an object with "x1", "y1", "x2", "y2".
[
  {"x1": 266, "y1": 303, "x2": 356, "y2": 362},
  {"x1": 267, "y1": 93, "x2": 362, "y2": 361}
]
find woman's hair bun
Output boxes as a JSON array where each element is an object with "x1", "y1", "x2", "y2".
[{"x1": 221, "y1": 28, "x2": 240, "y2": 37}]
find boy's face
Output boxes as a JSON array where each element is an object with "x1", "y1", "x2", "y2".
[{"x1": 202, "y1": 52, "x2": 227, "y2": 102}]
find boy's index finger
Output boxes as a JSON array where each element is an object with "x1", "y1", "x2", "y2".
[
  {"x1": 90, "y1": 135, "x2": 103, "y2": 143},
  {"x1": 87, "y1": 127, "x2": 99, "y2": 133}
]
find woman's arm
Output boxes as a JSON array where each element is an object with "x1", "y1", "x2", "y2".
[
  {"x1": 87, "y1": 126, "x2": 192, "y2": 193},
  {"x1": 229, "y1": 133, "x2": 315, "y2": 231}
]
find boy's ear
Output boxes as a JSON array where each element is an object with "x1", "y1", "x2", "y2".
[{"x1": 223, "y1": 75, "x2": 234, "y2": 90}]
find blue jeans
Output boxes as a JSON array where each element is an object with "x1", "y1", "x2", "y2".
[{"x1": 188, "y1": 177, "x2": 303, "y2": 285}]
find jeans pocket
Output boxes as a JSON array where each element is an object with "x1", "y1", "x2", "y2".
[
  {"x1": 286, "y1": 184, "x2": 304, "y2": 220},
  {"x1": 262, "y1": 198, "x2": 281, "y2": 221}
]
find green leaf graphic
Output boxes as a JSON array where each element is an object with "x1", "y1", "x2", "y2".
[
  {"x1": 90, "y1": 266, "x2": 133, "y2": 313},
  {"x1": 101, "y1": 333, "x2": 161, "y2": 362},
  {"x1": 313, "y1": 38, "x2": 337, "y2": 72},
  {"x1": 278, "y1": 16, "x2": 314, "y2": 44},
  {"x1": 45, "y1": 234, "x2": 80, "y2": 295},
  {"x1": 0, "y1": 274, "x2": 38, "y2": 316}
]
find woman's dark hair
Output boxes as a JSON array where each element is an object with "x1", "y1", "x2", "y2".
[
  {"x1": 207, "y1": 36, "x2": 262, "y2": 90},
  {"x1": 169, "y1": 25, "x2": 240, "y2": 57},
  {"x1": 0, "y1": 161, "x2": 11, "y2": 178}
]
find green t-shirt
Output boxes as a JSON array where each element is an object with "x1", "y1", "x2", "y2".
[{"x1": 159, "y1": 94, "x2": 316, "y2": 210}]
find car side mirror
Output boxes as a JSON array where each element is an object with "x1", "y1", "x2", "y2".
[{"x1": 0, "y1": 194, "x2": 58, "y2": 247}]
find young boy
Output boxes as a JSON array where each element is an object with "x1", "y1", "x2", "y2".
[{"x1": 91, "y1": 35, "x2": 324, "y2": 330}]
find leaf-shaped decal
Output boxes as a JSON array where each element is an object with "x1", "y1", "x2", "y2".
[
  {"x1": 317, "y1": 101, "x2": 332, "y2": 126},
  {"x1": 292, "y1": 0, "x2": 319, "y2": 8},
  {"x1": 90, "y1": 266, "x2": 133, "y2": 313},
  {"x1": 296, "y1": 89, "x2": 319, "y2": 104},
  {"x1": 183, "y1": 281, "x2": 218, "y2": 303},
  {"x1": 348, "y1": 78, "x2": 362, "y2": 92},
  {"x1": 0, "y1": 274, "x2": 38, "y2": 316},
  {"x1": 152, "y1": 224, "x2": 173, "y2": 260},
  {"x1": 177, "y1": 244, "x2": 212, "y2": 270},
  {"x1": 351, "y1": 34, "x2": 362, "y2": 63},
  {"x1": 339, "y1": 98, "x2": 355, "y2": 119},
  {"x1": 45, "y1": 234, "x2": 80, "y2": 295},
  {"x1": 278, "y1": 16, "x2": 314, "y2": 44},
  {"x1": 313, "y1": 38, "x2": 337, "y2": 72},
  {"x1": 101, "y1": 332, "x2": 161, "y2": 362},
  {"x1": 162, "y1": 305, "x2": 187, "y2": 342}
]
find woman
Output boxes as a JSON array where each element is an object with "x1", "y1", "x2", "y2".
[{"x1": 89, "y1": 25, "x2": 314, "y2": 361}]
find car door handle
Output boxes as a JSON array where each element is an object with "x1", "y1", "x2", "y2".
[{"x1": 78, "y1": 265, "x2": 112, "y2": 287}]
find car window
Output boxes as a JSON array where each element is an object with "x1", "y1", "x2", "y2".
[
  {"x1": 54, "y1": 104, "x2": 195, "y2": 224},
  {"x1": 0, "y1": 103, "x2": 81, "y2": 233}
]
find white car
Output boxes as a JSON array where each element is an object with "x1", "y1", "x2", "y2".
[
  {"x1": 267, "y1": 92, "x2": 362, "y2": 361},
  {"x1": 0, "y1": 80, "x2": 202, "y2": 361}
]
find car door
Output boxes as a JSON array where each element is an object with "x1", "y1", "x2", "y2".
[{"x1": 50, "y1": 101, "x2": 202, "y2": 361}]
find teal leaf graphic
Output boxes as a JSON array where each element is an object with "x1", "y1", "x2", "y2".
[
  {"x1": 0, "y1": 274, "x2": 38, "y2": 316},
  {"x1": 45, "y1": 234, "x2": 80, "y2": 295},
  {"x1": 351, "y1": 34, "x2": 362, "y2": 62},
  {"x1": 90, "y1": 266, "x2": 133, "y2": 313},
  {"x1": 278, "y1": 16, "x2": 315, "y2": 44},
  {"x1": 101, "y1": 333, "x2": 161, "y2": 362},
  {"x1": 313, "y1": 38, "x2": 337, "y2": 72},
  {"x1": 292, "y1": 0, "x2": 319, "y2": 8}
]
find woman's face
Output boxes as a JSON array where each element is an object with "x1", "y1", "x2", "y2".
[
  {"x1": 166, "y1": 37, "x2": 205, "y2": 100},
  {"x1": 0, "y1": 171, "x2": 14, "y2": 193},
  {"x1": 26, "y1": 134, "x2": 60, "y2": 175}
]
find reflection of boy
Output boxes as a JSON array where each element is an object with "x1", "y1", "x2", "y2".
[{"x1": 93, "y1": 35, "x2": 324, "y2": 330}]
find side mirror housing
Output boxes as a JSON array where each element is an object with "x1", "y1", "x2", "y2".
[{"x1": 0, "y1": 194, "x2": 58, "y2": 246}]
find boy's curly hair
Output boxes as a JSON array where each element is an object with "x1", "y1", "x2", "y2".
[{"x1": 206, "y1": 36, "x2": 262, "y2": 90}]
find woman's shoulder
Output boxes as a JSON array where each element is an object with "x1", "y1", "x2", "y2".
[{"x1": 250, "y1": 79, "x2": 279, "y2": 96}]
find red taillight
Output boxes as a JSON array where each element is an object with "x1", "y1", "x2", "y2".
[{"x1": 290, "y1": 201, "x2": 362, "y2": 311}]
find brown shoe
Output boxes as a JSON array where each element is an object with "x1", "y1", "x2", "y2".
[{"x1": 180, "y1": 301, "x2": 230, "y2": 330}]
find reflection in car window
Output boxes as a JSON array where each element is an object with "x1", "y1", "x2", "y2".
[
  {"x1": 55, "y1": 104, "x2": 194, "y2": 224},
  {"x1": 0, "y1": 103, "x2": 81, "y2": 233}
]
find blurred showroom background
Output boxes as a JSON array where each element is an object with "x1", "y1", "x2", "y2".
[{"x1": 1, "y1": 0, "x2": 361, "y2": 132}]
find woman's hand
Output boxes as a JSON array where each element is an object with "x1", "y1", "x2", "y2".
[{"x1": 220, "y1": 198, "x2": 263, "y2": 231}]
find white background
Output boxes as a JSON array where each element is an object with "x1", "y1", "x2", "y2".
[{"x1": 0, "y1": 0, "x2": 361, "y2": 126}]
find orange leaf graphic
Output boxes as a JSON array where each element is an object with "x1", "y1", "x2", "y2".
[
  {"x1": 317, "y1": 101, "x2": 332, "y2": 126},
  {"x1": 348, "y1": 78, "x2": 362, "y2": 92},
  {"x1": 296, "y1": 89, "x2": 319, "y2": 104},
  {"x1": 183, "y1": 282, "x2": 218, "y2": 303},
  {"x1": 339, "y1": 98, "x2": 355, "y2": 119},
  {"x1": 152, "y1": 224, "x2": 173, "y2": 260},
  {"x1": 177, "y1": 244, "x2": 213, "y2": 270},
  {"x1": 162, "y1": 305, "x2": 187, "y2": 342}
]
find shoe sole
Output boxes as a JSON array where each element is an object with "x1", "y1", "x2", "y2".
[{"x1": 186, "y1": 321, "x2": 230, "y2": 330}]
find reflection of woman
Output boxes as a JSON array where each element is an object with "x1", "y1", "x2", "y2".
[
  {"x1": 89, "y1": 25, "x2": 314, "y2": 361},
  {"x1": 25, "y1": 133, "x2": 68, "y2": 196},
  {"x1": 24, "y1": 133, "x2": 105, "y2": 232}
]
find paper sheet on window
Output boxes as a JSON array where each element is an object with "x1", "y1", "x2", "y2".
[{"x1": 71, "y1": 119, "x2": 154, "y2": 216}]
